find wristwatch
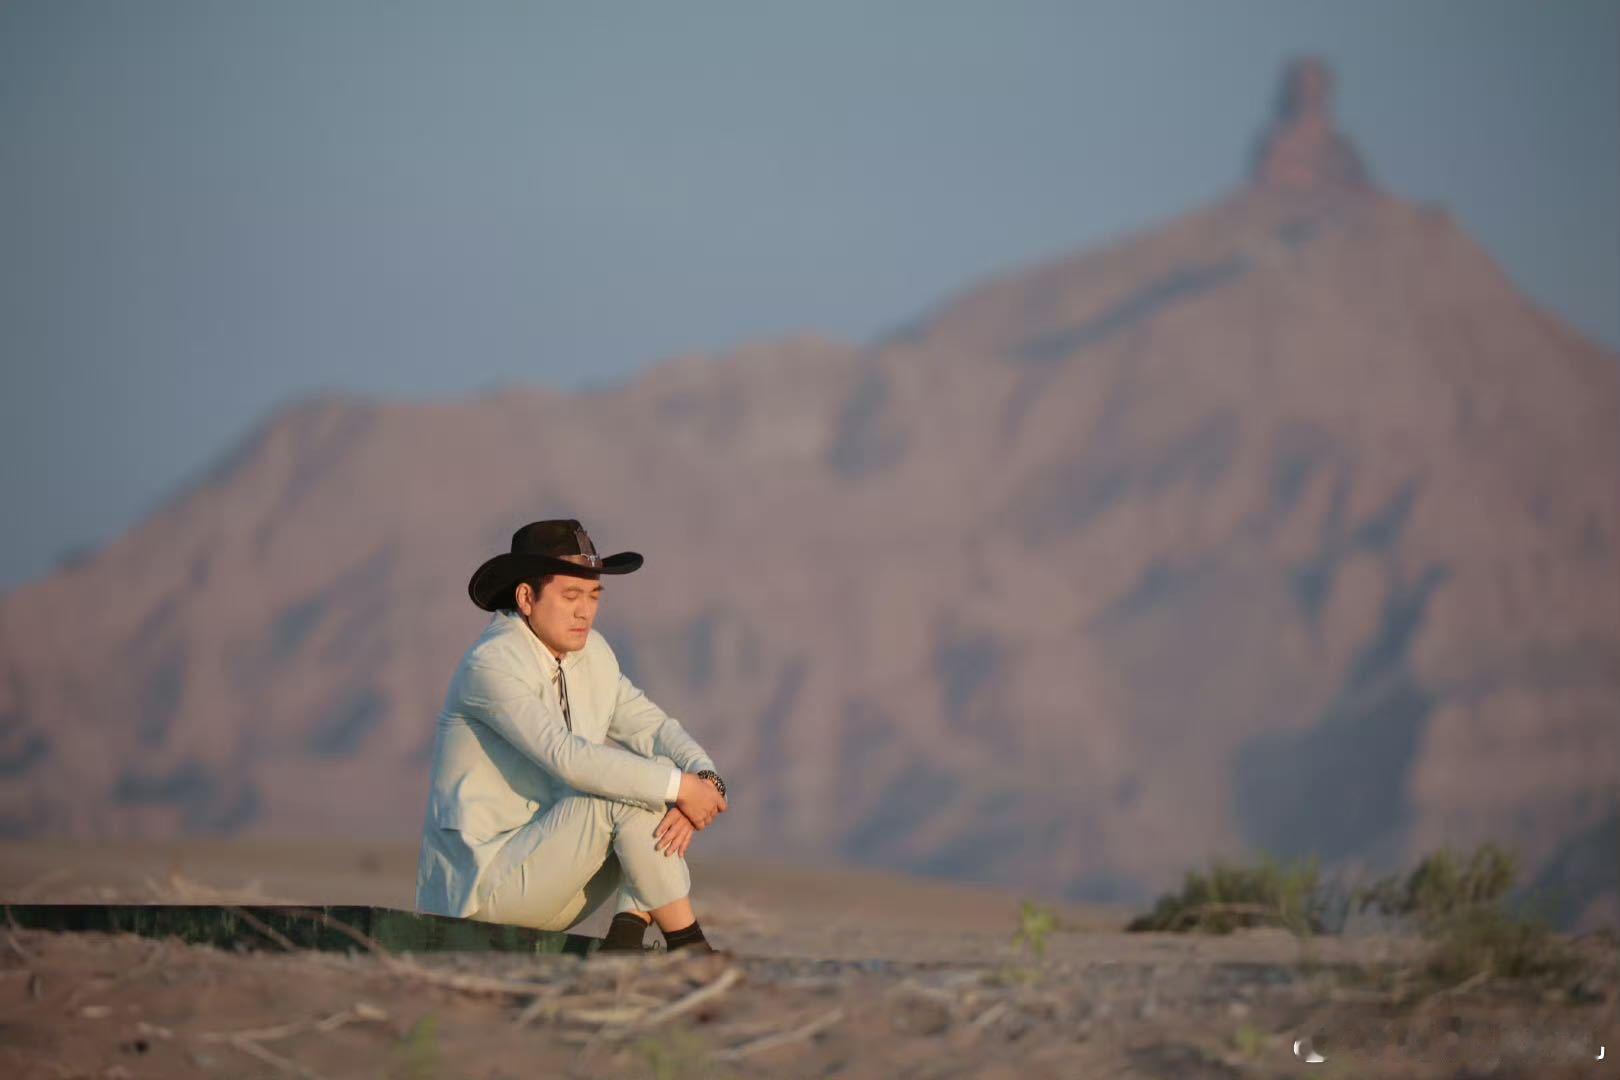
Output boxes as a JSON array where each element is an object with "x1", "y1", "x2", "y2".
[{"x1": 695, "y1": 769, "x2": 727, "y2": 799}]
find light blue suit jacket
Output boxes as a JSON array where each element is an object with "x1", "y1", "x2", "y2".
[{"x1": 415, "y1": 610, "x2": 717, "y2": 917}]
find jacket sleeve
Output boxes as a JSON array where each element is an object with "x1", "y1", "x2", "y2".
[
  {"x1": 607, "y1": 671, "x2": 718, "y2": 777},
  {"x1": 461, "y1": 660, "x2": 674, "y2": 810}
]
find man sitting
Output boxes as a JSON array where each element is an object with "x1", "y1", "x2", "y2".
[{"x1": 415, "y1": 519, "x2": 728, "y2": 953}]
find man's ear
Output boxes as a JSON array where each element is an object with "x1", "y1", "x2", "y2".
[{"x1": 514, "y1": 581, "x2": 534, "y2": 615}]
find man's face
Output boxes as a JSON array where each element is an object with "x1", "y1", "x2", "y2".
[{"x1": 516, "y1": 560, "x2": 603, "y2": 658}]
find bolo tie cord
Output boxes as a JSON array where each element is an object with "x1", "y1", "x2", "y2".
[{"x1": 555, "y1": 658, "x2": 572, "y2": 732}]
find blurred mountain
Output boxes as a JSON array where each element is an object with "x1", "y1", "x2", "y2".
[{"x1": 2, "y1": 59, "x2": 1615, "y2": 925}]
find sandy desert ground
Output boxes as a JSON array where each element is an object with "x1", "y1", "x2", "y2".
[{"x1": 0, "y1": 840, "x2": 1614, "y2": 1078}]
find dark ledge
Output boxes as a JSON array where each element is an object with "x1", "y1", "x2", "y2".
[{"x1": 2, "y1": 903, "x2": 598, "y2": 956}]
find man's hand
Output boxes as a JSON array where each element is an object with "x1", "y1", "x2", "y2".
[
  {"x1": 675, "y1": 772, "x2": 727, "y2": 829},
  {"x1": 653, "y1": 807, "x2": 697, "y2": 857}
]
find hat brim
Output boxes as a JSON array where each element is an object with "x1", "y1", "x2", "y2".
[{"x1": 468, "y1": 550, "x2": 642, "y2": 611}]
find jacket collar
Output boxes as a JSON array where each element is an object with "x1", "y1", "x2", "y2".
[{"x1": 492, "y1": 609, "x2": 586, "y2": 674}]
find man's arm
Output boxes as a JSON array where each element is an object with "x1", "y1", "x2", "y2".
[
  {"x1": 607, "y1": 671, "x2": 718, "y2": 779},
  {"x1": 462, "y1": 661, "x2": 672, "y2": 811},
  {"x1": 609, "y1": 674, "x2": 730, "y2": 834}
]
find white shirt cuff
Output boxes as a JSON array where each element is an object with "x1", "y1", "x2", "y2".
[{"x1": 664, "y1": 767, "x2": 683, "y2": 803}]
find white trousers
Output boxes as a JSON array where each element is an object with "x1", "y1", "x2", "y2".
[{"x1": 469, "y1": 793, "x2": 691, "y2": 932}]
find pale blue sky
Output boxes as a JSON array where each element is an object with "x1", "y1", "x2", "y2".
[{"x1": 2, "y1": 1, "x2": 1616, "y2": 588}]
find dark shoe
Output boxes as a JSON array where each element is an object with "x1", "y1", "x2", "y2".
[{"x1": 597, "y1": 911, "x2": 659, "y2": 954}]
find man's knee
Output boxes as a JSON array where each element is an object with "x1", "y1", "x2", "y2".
[
  {"x1": 553, "y1": 792, "x2": 660, "y2": 834},
  {"x1": 609, "y1": 799, "x2": 665, "y2": 835},
  {"x1": 550, "y1": 792, "x2": 617, "y2": 823}
]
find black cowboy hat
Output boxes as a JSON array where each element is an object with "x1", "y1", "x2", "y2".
[{"x1": 468, "y1": 519, "x2": 642, "y2": 611}]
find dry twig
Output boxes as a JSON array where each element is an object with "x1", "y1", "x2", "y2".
[
  {"x1": 1416, "y1": 967, "x2": 1492, "y2": 1010},
  {"x1": 276, "y1": 909, "x2": 573, "y2": 1002},
  {"x1": 559, "y1": 1005, "x2": 649, "y2": 1025},
  {"x1": 4, "y1": 906, "x2": 40, "y2": 965},
  {"x1": 968, "y1": 1001, "x2": 1009, "y2": 1032},
  {"x1": 224, "y1": 906, "x2": 300, "y2": 952},
  {"x1": 3, "y1": 929, "x2": 37, "y2": 966},
  {"x1": 512, "y1": 986, "x2": 571, "y2": 1026},
  {"x1": 191, "y1": 1003, "x2": 388, "y2": 1080},
  {"x1": 278, "y1": 908, "x2": 397, "y2": 963},
  {"x1": 218, "y1": 1034, "x2": 327, "y2": 1080},
  {"x1": 715, "y1": 1007, "x2": 845, "y2": 1062},
  {"x1": 636, "y1": 966, "x2": 742, "y2": 1028},
  {"x1": 198, "y1": 1003, "x2": 389, "y2": 1045},
  {"x1": 387, "y1": 964, "x2": 567, "y2": 999},
  {"x1": 1439, "y1": 969, "x2": 1491, "y2": 996},
  {"x1": 584, "y1": 966, "x2": 744, "y2": 1047}
]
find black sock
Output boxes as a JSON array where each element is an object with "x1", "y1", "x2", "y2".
[
  {"x1": 662, "y1": 920, "x2": 708, "y2": 952},
  {"x1": 603, "y1": 912, "x2": 650, "y2": 950}
]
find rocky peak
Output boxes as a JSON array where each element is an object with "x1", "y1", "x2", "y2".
[{"x1": 1249, "y1": 57, "x2": 1376, "y2": 195}]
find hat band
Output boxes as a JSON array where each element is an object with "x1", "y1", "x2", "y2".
[{"x1": 540, "y1": 551, "x2": 601, "y2": 568}]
